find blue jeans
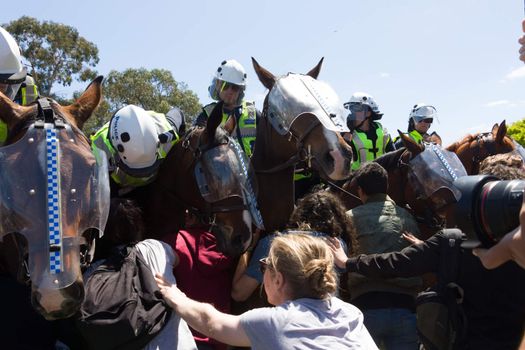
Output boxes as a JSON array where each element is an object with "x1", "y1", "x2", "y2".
[{"x1": 363, "y1": 308, "x2": 418, "y2": 350}]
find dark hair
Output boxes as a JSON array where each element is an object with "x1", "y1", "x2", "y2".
[
  {"x1": 288, "y1": 190, "x2": 351, "y2": 240},
  {"x1": 105, "y1": 198, "x2": 144, "y2": 245},
  {"x1": 407, "y1": 117, "x2": 415, "y2": 132},
  {"x1": 479, "y1": 153, "x2": 525, "y2": 180},
  {"x1": 354, "y1": 162, "x2": 388, "y2": 195}
]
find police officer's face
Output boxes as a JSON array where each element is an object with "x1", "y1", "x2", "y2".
[
  {"x1": 0, "y1": 83, "x2": 8, "y2": 95},
  {"x1": 218, "y1": 81, "x2": 242, "y2": 107},
  {"x1": 415, "y1": 118, "x2": 432, "y2": 133}
]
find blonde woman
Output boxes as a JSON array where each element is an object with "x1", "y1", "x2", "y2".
[{"x1": 156, "y1": 233, "x2": 377, "y2": 349}]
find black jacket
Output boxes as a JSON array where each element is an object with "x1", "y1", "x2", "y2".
[{"x1": 346, "y1": 232, "x2": 525, "y2": 350}]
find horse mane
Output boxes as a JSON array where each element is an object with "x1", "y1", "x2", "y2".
[
  {"x1": 446, "y1": 134, "x2": 477, "y2": 152},
  {"x1": 374, "y1": 148, "x2": 406, "y2": 170}
]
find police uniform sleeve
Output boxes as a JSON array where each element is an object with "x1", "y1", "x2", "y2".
[
  {"x1": 193, "y1": 110, "x2": 208, "y2": 127},
  {"x1": 384, "y1": 134, "x2": 395, "y2": 152},
  {"x1": 346, "y1": 233, "x2": 443, "y2": 277}
]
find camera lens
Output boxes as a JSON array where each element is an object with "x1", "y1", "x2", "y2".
[{"x1": 454, "y1": 175, "x2": 524, "y2": 247}]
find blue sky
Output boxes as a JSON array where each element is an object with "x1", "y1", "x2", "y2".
[{"x1": 2, "y1": 0, "x2": 524, "y2": 145}]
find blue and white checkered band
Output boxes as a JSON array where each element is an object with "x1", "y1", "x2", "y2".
[
  {"x1": 230, "y1": 140, "x2": 264, "y2": 229},
  {"x1": 46, "y1": 125, "x2": 62, "y2": 274},
  {"x1": 431, "y1": 144, "x2": 458, "y2": 181}
]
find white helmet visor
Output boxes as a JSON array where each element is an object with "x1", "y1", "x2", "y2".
[
  {"x1": 412, "y1": 106, "x2": 437, "y2": 123},
  {"x1": 0, "y1": 124, "x2": 110, "y2": 290}
]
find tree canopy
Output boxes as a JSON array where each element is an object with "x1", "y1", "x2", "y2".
[
  {"x1": 4, "y1": 16, "x2": 99, "y2": 97},
  {"x1": 507, "y1": 118, "x2": 525, "y2": 146},
  {"x1": 82, "y1": 68, "x2": 202, "y2": 135}
]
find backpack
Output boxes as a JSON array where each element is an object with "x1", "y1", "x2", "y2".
[
  {"x1": 75, "y1": 244, "x2": 172, "y2": 350},
  {"x1": 415, "y1": 229, "x2": 468, "y2": 350}
]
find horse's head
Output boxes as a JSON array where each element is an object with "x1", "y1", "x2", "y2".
[
  {"x1": 375, "y1": 133, "x2": 467, "y2": 234},
  {"x1": 0, "y1": 77, "x2": 110, "y2": 320},
  {"x1": 154, "y1": 102, "x2": 262, "y2": 257},
  {"x1": 446, "y1": 121, "x2": 515, "y2": 174},
  {"x1": 251, "y1": 57, "x2": 352, "y2": 181}
]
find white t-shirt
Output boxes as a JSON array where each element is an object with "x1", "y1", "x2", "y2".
[
  {"x1": 240, "y1": 297, "x2": 378, "y2": 349},
  {"x1": 136, "y1": 239, "x2": 198, "y2": 350}
]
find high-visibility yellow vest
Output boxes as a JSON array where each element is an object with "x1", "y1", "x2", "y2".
[
  {"x1": 203, "y1": 100, "x2": 257, "y2": 157},
  {"x1": 351, "y1": 122, "x2": 389, "y2": 170}
]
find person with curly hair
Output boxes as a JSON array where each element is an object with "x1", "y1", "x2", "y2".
[
  {"x1": 231, "y1": 190, "x2": 351, "y2": 302},
  {"x1": 156, "y1": 233, "x2": 377, "y2": 349}
]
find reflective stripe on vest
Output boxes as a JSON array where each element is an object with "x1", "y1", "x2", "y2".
[
  {"x1": 204, "y1": 101, "x2": 257, "y2": 157},
  {"x1": 351, "y1": 123, "x2": 388, "y2": 170},
  {"x1": 90, "y1": 111, "x2": 178, "y2": 187}
]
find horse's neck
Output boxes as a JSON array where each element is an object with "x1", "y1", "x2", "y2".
[{"x1": 252, "y1": 118, "x2": 296, "y2": 231}]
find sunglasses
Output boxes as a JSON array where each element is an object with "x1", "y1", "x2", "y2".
[
  {"x1": 259, "y1": 257, "x2": 271, "y2": 274},
  {"x1": 420, "y1": 118, "x2": 433, "y2": 124},
  {"x1": 221, "y1": 81, "x2": 242, "y2": 92}
]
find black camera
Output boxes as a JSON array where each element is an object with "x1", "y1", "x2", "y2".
[{"x1": 453, "y1": 175, "x2": 524, "y2": 248}]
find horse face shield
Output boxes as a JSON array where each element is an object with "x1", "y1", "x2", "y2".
[
  {"x1": 408, "y1": 144, "x2": 467, "y2": 208},
  {"x1": 267, "y1": 74, "x2": 349, "y2": 136},
  {"x1": 0, "y1": 124, "x2": 110, "y2": 293},
  {"x1": 194, "y1": 139, "x2": 264, "y2": 231}
]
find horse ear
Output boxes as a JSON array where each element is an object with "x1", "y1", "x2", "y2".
[
  {"x1": 252, "y1": 57, "x2": 276, "y2": 90},
  {"x1": 205, "y1": 101, "x2": 224, "y2": 143},
  {"x1": 494, "y1": 120, "x2": 507, "y2": 144},
  {"x1": 223, "y1": 114, "x2": 236, "y2": 136},
  {"x1": 306, "y1": 57, "x2": 324, "y2": 79},
  {"x1": 398, "y1": 129, "x2": 422, "y2": 153},
  {"x1": 63, "y1": 76, "x2": 103, "y2": 129},
  {"x1": 491, "y1": 122, "x2": 499, "y2": 134},
  {"x1": 0, "y1": 91, "x2": 31, "y2": 129}
]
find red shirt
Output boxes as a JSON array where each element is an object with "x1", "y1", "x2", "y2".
[{"x1": 163, "y1": 227, "x2": 235, "y2": 350}]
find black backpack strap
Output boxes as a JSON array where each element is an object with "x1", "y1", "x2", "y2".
[{"x1": 438, "y1": 228, "x2": 464, "y2": 285}]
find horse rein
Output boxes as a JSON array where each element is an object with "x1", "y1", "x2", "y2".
[
  {"x1": 256, "y1": 98, "x2": 321, "y2": 174},
  {"x1": 168, "y1": 127, "x2": 251, "y2": 216}
]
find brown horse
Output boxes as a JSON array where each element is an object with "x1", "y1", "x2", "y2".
[
  {"x1": 0, "y1": 77, "x2": 108, "y2": 320},
  {"x1": 138, "y1": 101, "x2": 261, "y2": 257},
  {"x1": 341, "y1": 133, "x2": 468, "y2": 238},
  {"x1": 446, "y1": 121, "x2": 515, "y2": 175},
  {"x1": 250, "y1": 57, "x2": 353, "y2": 231}
]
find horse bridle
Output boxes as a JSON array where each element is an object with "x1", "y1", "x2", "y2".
[
  {"x1": 469, "y1": 132, "x2": 499, "y2": 174},
  {"x1": 396, "y1": 148, "x2": 446, "y2": 230},
  {"x1": 256, "y1": 97, "x2": 321, "y2": 174},
  {"x1": 5, "y1": 98, "x2": 95, "y2": 281},
  {"x1": 171, "y1": 128, "x2": 251, "y2": 217}
]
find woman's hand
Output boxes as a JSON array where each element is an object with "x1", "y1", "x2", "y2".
[{"x1": 155, "y1": 273, "x2": 187, "y2": 310}]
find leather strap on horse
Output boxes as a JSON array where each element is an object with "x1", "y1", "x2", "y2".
[
  {"x1": 34, "y1": 98, "x2": 65, "y2": 129},
  {"x1": 256, "y1": 117, "x2": 320, "y2": 174}
]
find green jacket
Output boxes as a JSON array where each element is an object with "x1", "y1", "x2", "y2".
[
  {"x1": 90, "y1": 111, "x2": 178, "y2": 188},
  {"x1": 347, "y1": 194, "x2": 422, "y2": 299}
]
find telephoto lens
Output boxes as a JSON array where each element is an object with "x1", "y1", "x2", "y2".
[{"x1": 454, "y1": 175, "x2": 525, "y2": 248}]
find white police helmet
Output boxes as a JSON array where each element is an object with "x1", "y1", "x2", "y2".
[
  {"x1": 109, "y1": 105, "x2": 161, "y2": 177},
  {"x1": 344, "y1": 92, "x2": 383, "y2": 120},
  {"x1": 208, "y1": 59, "x2": 247, "y2": 103},
  {"x1": 0, "y1": 27, "x2": 27, "y2": 100},
  {"x1": 410, "y1": 103, "x2": 437, "y2": 123}
]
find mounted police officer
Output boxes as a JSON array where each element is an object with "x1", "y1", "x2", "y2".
[
  {"x1": 394, "y1": 103, "x2": 438, "y2": 149},
  {"x1": 194, "y1": 59, "x2": 258, "y2": 157},
  {"x1": 344, "y1": 92, "x2": 394, "y2": 170},
  {"x1": 91, "y1": 104, "x2": 184, "y2": 195},
  {"x1": 0, "y1": 27, "x2": 39, "y2": 146}
]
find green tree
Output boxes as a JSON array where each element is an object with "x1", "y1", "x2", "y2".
[
  {"x1": 507, "y1": 118, "x2": 525, "y2": 146},
  {"x1": 81, "y1": 68, "x2": 201, "y2": 135},
  {"x1": 3, "y1": 16, "x2": 99, "y2": 97}
]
